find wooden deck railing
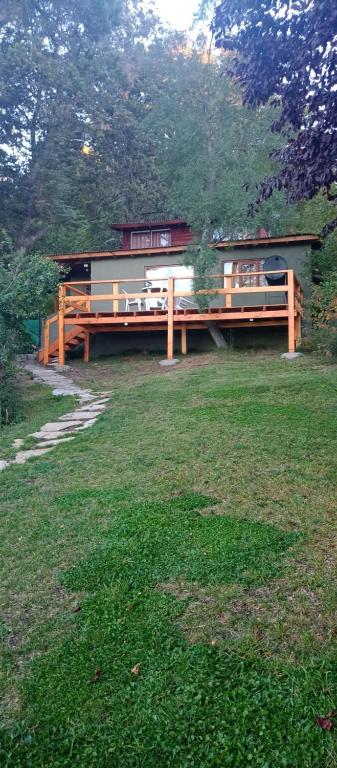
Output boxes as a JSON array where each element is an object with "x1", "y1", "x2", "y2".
[{"x1": 41, "y1": 270, "x2": 303, "y2": 363}]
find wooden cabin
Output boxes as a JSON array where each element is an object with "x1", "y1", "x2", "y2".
[{"x1": 40, "y1": 217, "x2": 320, "y2": 364}]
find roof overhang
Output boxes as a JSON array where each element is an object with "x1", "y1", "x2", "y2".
[
  {"x1": 47, "y1": 234, "x2": 320, "y2": 263},
  {"x1": 215, "y1": 234, "x2": 321, "y2": 249}
]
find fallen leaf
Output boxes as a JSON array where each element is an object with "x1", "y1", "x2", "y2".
[
  {"x1": 131, "y1": 663, "x2": 141, "y2": 676},
  {"x1": 90, "y1": 668, "x2": 101, "y2": 684},
  {"x1": 315, "y1": 712, "x2": 336, "y2": 730}
]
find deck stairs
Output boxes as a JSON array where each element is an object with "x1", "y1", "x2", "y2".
[{"x1": 38, "y1": 314, "x2": 86, "y2": 364}]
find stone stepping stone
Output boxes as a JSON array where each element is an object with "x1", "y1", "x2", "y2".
[
  {"x1": 32, "y1": 431, "x2": 78, "y2": 441},
  {"x1": 0, "y1": 361, "x2": 112, "y2": 473},
  {"x1": 77, "y1": 419, "x2": 97, "y2": 430},
  {"x1": 12, "y1": 438, "x2": 24, "y2": 449},
  {"x1": 15, "y1": 448, "x2": 52, "y2": 464},
  {"x1": 52, "y1": 388, "x2": 88, "y2": 397},
  {"x1": 58, "y1": 412, "x2": 94, "y2": 421},
  {"x1": 39, "y1": 421, "x2": 83, "y2": 432},
  {"x1": 76, "y1": 403, "x2": 107, "y2": 413},
  {"x1": 35, "y1": 437, "x2": 75, "y2": 447}
]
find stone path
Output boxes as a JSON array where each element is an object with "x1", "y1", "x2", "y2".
[{"x1": 0, "y1": 362, "x2": 110, "y2": 472}]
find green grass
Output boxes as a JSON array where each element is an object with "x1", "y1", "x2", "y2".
[{"x1": 1, "y1": 352, "x2": 337, "y2": 766}]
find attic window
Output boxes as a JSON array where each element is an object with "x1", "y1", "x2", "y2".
[{"x1": 131, "y1": 229, "x2": 171, "y2": 249}]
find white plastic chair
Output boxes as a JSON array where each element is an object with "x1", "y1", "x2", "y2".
[
  {"x1": 143, "y1": 284, "x2": 168, "y2": 311},
  {"x1": 122, "y1": 289, "x2": 143, "y2": 312},
  {"x1": 175, "y1": 296, "x2": 196, "y2": 310}
]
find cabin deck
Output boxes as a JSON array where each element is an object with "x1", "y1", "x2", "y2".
[{"x1": 40, "y1": 270, "x2": 303, "y2": 364}]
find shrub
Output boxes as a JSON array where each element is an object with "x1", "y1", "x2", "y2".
[
  {"x1": 0, "y1": 231, "x2": 61, "y2": 425},
  {"x1": 307, "y1": 272, "x2": 337, "y2": 358},
  {"x1": 0, "y1": 364, "x2": 22, "y2": 427}
]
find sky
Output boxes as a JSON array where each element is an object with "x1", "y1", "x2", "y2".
[{"x1": 154, "y1": 0, "x2": 200, "y2": 30}]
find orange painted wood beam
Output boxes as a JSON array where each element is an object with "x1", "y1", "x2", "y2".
[{"x1": 64, "y1": 309, "x2": 289, "y2": 326}]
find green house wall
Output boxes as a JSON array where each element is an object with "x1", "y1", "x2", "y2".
[{"x1": 91, "y1": 242, "x2": 312, "y2": 308}]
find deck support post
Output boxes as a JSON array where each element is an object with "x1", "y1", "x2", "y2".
[
  {"x1": 181, "y1": 324, "x2": 187, "y2": 355},
  {"x1": 84, "y1": 330, "x2": 90, "y2": 363},
  {"x1": 287, "y1": 270, "x2": 296, "y2": 353},
  {"x1": 43, "y1": 319, "x2": 50, "y2": 366},
  {"x1": 167, "y1": 277, "x2": 174, "y2": 360},
  {"x1": 295, "y1": 314, "x2": 302, "y2": 348},
  {"x1": 58, "y1": 284, "x2": 65, "y2": 365}
]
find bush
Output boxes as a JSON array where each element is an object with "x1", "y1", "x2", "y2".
[
  {"x1": 307, "y1": 272, "x2": 337, "y2": 358},
  {"x1": 0, "y1": 232, "x2": 61, "y2": 425},
  {"x1": 0, "y1": 364, "x2": 22, "y2": 427}
]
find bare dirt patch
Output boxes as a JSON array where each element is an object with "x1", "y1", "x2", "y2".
[
  {"x1": 70, "y1": 351, "x2": 222, "y2": 390},
  {"x1": 159, "y1": 573, "x2": 337, "y2": 660}
]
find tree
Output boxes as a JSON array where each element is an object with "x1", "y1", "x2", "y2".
[
  {"x1": 0, "y1": 0, "x2": 164, "y2": 254},
  {"x1": 0, "y1": 232, "x2": 61, "y2": 423},
  {"x1": 141, "y1": 34, "x2": 280, "y2": 239},
  {"x1": 212, "y1": 0, "x2": 337, "y2": 233}
]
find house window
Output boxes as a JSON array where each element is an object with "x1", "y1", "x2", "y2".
[
  {"x1": 131, "y1": 229, "x2": 172, "y2": 249},
  {"x1": 131, "y1": 230, "x2": 151, "y2": 249},
  {"x1": 145, "y1": 265, "x2": 194, "y2": 292},
  {"x1": 224, "y1": 259, "x2": 267, "y2": 288}
]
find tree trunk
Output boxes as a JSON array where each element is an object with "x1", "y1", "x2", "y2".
[{"x1": 206, "y1": 321, "x2": 227, "y2": 349}]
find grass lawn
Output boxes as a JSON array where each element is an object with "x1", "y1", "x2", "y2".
[{"x1": 1, "y1": 351, "x2": 337, "y2": 766}]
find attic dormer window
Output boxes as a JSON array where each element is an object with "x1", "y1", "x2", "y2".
[{"x1": 131, "y1": 229, "x2": 171, "y2": 249}]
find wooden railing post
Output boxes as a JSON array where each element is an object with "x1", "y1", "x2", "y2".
[
  {"x1": 43, "y1": 319, "x2": 50, "y2": 366},
  {"x1": 112, "y1": 282, "x2": 119, "y2": 313},
  {"x1": 167, "y1": 277, "x2": 174, "y2": 360},
  {"x1": 58, "y1": 283, "x2": 65, "y2": 365},
  {"x1": 225, "y1": 274, "x2": 232, "y2": 308},
  {"x1": 287, "y1": 270, "x2": 296, "y2": 353}
]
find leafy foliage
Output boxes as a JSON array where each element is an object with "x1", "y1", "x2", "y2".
[
  {"x1": 305, "y1": 271, "x2": 337, "y2": 358},
  {"x1": 0, "y1": 232, "x2": 60, "y2": 423},
  {"x1": 0, "y1": 235, "x2": 60, "y2": 365},
  {"x1": 0, "y1": 363, "x2": 21, "y2": 427},
  {"x1": 212, "y1": 0, "x2": 337, "y2": 232},
  {"x1": 0, "y1": 0, "x2": 164, "y2": 253}
]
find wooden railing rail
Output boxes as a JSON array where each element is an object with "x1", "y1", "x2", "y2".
[
  {"x1": 65, "y1": 284, "x2": 89, "y2": 296},
  {"x1": 63, "y1": 284, "x2": 292, "y2": 305}
]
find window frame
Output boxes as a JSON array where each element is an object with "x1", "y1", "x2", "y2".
[
  {"x1": 130, "y1": 230, "x2": 151, "y2": 250},
  {"x1": 130, "y1": 228, "x2": 172, "y2": 250},
  {"x1": 222, "y1": 258, "x2": 267, "y2": 288}
]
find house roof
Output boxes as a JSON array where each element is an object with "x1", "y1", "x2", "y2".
[
  {"x1": 216, "y1": 233, "x2": 321, "y2": 249},
  {"x1": 48, "y1": 233, "x2": 320, "y2": 263},
  {"x1": 110, "y1": 218, "x2": 188, "y2": 231}
]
